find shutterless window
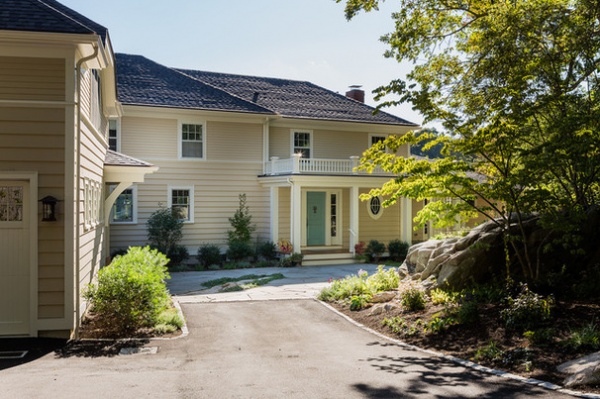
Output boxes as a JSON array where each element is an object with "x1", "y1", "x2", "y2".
[
  {"x1": 181, "y1": 124, "x2": 203, "y2": 158},
  {"x1": 108, "y1": 119, "x2": 118, "y2": 151},
  {"x1": 371, "y1": 135, "x2": 387, "y2": 147},
  {"x1": 111, "y1": 188, "x2": 134, "y2": 223},
  {"x1": 293, "y1": 131, "x2": 311, "y2": 158},
  {"x1": 171, "y1": 189, "x2": 191, "y2": 221}
]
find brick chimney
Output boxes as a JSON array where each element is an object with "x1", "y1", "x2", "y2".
[{"x1": 345, "y1": 85, "x2": 365, "y2": 103}]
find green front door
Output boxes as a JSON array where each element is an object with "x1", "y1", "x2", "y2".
[{"x1": 307, "y1": 191, "x2": 326, "y2": 246}]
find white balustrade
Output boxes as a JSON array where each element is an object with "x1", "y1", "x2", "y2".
[{"x1": 264, "y1": 156, "x2": 393, "y2": 176}]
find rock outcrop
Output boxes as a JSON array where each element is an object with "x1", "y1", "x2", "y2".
[{"x1": 401, "y1": 220, "x2": 505, "y2": 290}]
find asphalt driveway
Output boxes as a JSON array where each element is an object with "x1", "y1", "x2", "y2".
[{"x1": 0, "y1": 265, "x2": 582, "y2": 398}]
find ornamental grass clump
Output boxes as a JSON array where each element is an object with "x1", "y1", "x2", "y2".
[{"x1": 83, "y1": 246, "x2": 171, "y2": 336}]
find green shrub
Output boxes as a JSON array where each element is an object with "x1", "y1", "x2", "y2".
[
  {"x1": 382, "y1": 316, "x2": 408, "y2": 334},
  {"x1": 425, "y1": 316, "x2": 457, "y2": 334},
  {"x1": 197, "y1": 243, "x2": 222, "y2": 267},
  {"x1": 167, "y1": 245, "x2": 189, "y2": 266},
  {"x1": 457, "y1": 300, "x2": 480, "y2": 325},
  {"x1": 83, "y1": 246, "x2": 171, "y2": 335},
  {"x1": 226, "y1": 240, "x2": 254, "y2": 262},
  {"x1": 475, "y1": 340, "x2": 504, "y2": 363},
  {"x1": 400, "y1": 286, "x2": 426, "y2": 311},
  {"x1": 562, "y1": 322, "x2": 600, "y2": 351},
  {"x1": 318, "y1": 272, "x2": 370, "y2": 301},
  {"x1": 365, "y1": 240, "x2": 386, "y2": 262},
  {"x1": 501, "y1": 284, "x2": 554, "y2": 331},
  {"x1": 366, "y1": 265, "x2": 399, "y2": 292},
  {"x1": 523, "y1": 328, "x2": 555, "y2": 346},
  {"x1": 350, "y1": 294, "x2": 371, "y2": 311},
  {"x1": 430, "y1": 288, "x2": 458, "y2": 305},
  {"x1": 147, "y1": 207, "x2": 184, "y2": 265},
  {"x1": 257, "y1": 241, "x2": 278, "y2": 260},
  {"x1": 388, "y1": 239, "x2": 409, "y2": 261}
]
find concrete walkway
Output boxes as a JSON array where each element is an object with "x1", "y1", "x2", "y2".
[{"x1": 168, "y1": 263, "x2": 384, "y2": 303}]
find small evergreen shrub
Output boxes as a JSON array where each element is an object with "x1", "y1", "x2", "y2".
[
  {"x1": 147, "y1": 207, "x2": 185, "y2": 266},
  {"x1": 562, "y1": 322, "x2": 600, "y2": 351},
  {"x1": 457, "y1": 300, "x2": 480, "y2": 325},
  {"x1": 227, "y1": 194, "x2": 256, "y2": 245},
  {"x1": 167, "y1": 245, "x2": 189, "y2": 266},
  {"x1": 226, "y1": 240, "x2": 254, "y2": 262},
  {"x1": 388, "y1": 239, "x2": 409, "y2": 261},
  {"x1": 501, "y1": 284, "x2": 554, "y2": 331},
  {"x1": 430, "y1": 288, "x2": 458, "y2": 305},
  {"x1": 83, "y1": 246, "x2": 171, "y2": 335},
  {"x1": 350, "y1": 294, "x2": 371, "y2": 311},
  {"x1": 197, "y1": 243, "x2": 222, "y2": 267},
  {"x1": 365, "y1": 240, "x2": 386, "y2": 262},
  {"x1": 257, "y1": 241, "x2": 278, "y2": 260},
  {"x1": 400, "y1": 286, "x2": 426, "y2": 311}
]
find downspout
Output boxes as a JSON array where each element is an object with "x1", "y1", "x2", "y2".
[{"x1": 73, "y1": 44, "x2": 99, "y2": 339}]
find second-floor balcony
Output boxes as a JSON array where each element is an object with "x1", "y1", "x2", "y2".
[{"x1": 264, "y1": 154, "x2": 393, "y2": 176}]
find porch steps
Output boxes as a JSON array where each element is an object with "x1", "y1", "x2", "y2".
[{"x1": 302, "y1": 252, "x2": 355, "y2": 266}]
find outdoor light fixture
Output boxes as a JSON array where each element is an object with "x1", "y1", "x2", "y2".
[{"x1": 40, "y1": 196, "x2": 59, "y2": 221}]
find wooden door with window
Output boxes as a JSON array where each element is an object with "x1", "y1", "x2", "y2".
[{"x1": 0, "y1": 181, "x2": 30, "y2": 335}]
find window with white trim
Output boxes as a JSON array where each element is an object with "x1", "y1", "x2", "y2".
[
  {"x1": 292, "y1": 130, "x2": 312, "y2": 158},
  {"x1": 369, "y1": 134, "x2": 388, "y2": 148},
  {"x1": 367, "y1": 196, "x2": 383, "y2": 220},
  {"x1": 109, "y1": 185, "x2": 136, "y2": 224},
  {"x1": 181, "y1": 123, "x2": 204, "y2": 158},
  {"x1": 169, "y1": 187, "x2": 194, "y2": 222},
  {"x1": 108, "y1": 119, "x2": 119, "y2": 151}
]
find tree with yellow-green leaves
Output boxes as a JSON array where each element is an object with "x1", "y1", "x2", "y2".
[{"x1": 339, "y1": 0, "x2": 600, "y2": 282}]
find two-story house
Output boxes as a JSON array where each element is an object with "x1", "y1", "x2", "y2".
[
  {"x1": 110, "y1": 54, "x2": 418, "y2": 265},
  {"x1": 0, "y1": 0, "x2": 155, "y2": 338}
]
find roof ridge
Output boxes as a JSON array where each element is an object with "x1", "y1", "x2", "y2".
[
  {"x1": 35, "y1": 0, "x2": 95, "y2": 35},
  {"x1": 174, "y1": 68, "x2": 280, "y2": 116},
  {"x1": 175, "y1": 67, "x2": 311, "y2": 85}
]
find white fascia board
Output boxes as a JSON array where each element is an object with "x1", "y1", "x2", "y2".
[
  {"x1": 121, "y1": 104, "x2": 279, "y2": 124},
  {"x1": 104, "y1": 165, "x2": 159, "y2": 184},
  {"x1": 270, "y1": 117, "x2": 419, "y2": 134}
]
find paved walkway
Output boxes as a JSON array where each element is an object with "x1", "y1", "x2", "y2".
[{"x1": 168, "y1": 263, "x2": 384, "y2": 303}]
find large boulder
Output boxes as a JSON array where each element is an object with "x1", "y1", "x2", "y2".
[{"x1": 400, "y1": 220, "x2": 505, "y2": 290}]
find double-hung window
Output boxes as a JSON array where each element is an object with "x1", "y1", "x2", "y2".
[
  {"x1": 169, "y1": 187, "x2": 194, "y2": 223},
  {"x1": 108, "y1": 119, "x2": 119, "y2": 151},
  {"x1": 293, "y1": 130, "x2": 312, "y2": 158},
  {"x1": 369, "y1": 134, "x2": 388, "y2": 148},
  {"x1": 181, "y1": 123, "x2": 204, "y2": 159}
]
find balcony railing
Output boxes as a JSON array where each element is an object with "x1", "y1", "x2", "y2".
[{"x1": 264, "y1": 154, "x2": 392, "y2": 176}]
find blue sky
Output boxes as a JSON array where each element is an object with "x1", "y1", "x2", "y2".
[{"x1": 60, "y1": 0, "x2": 422, "y2": 126}]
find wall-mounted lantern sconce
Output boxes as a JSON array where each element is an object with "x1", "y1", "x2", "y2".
[{"x1": 40, "y1": 196, "x2": 59, "y2": 221}]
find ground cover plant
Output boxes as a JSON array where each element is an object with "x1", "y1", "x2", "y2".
[
  {"x1": 320, "y1": 269, "x2": 600, "y2": 394},
  {"x1": 81, "y1": 246, "x2": 183, "y2": 338},
  {"x1": 201, "y1": 273, "x2": 285, "y2": 293}
]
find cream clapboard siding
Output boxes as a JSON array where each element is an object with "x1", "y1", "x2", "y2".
[
  {"x1": 0, "y1": 57, "x2": 65, "y2": 102},
  {"x1": 112, "y1": 116, "x2": 269, "y2": 253},
  {"x1": 78, "y1": 118, "x2": 106, "y2": 301},
  {"x1": 120, "y1": 117, "x2": 178, "y2": 159},
  {"x1": 278, "y1": 187, "x2": 291, "y2": 242},
  {"x1": 207, "y1": 122, "x2": 262, "y2": 161},
  {"x1": 269, "y1": 127, "x2": 408, "y2": 160},
  {"x1": 358, "y1": 188, "x2": 402, "y2": 244},
  {"x1": 110, "y1": 161, "x2": 270, "y2": 251},
  {"x1": 0, "y1": 106, "x2": 65, "y2": 318}
]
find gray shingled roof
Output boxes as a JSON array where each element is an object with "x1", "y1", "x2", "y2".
[
  {"x1": 105, "y1": 150, "x2": 154, "y2": 168},
  {"x1": 0, "y1": 0, "x2": 109, "y2": 44},
  {"x1": 116, "y1": 54, "x2": 276, "y2": 115},
  {"x1": 115, "y1": 53, "x2": 416, "y2": 126},
  {"x1": 178, "y1": 69, "x2": 417, "y2": 126}
]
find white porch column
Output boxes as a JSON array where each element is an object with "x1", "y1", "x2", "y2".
[
  {"x1": 400, "y1": 197, "x2": 413, "y2": 245},
  {"x1": 349, "y1": 186, "x2": 359, "y2": 254},
  {"x1": 291, "y1": 181, "x2": 302, "y2": 253},
  {"x1": 270, "y1": 186, "x2": 279, "y2": 243}
]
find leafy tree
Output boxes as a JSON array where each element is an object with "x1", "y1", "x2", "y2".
[
  {"x1": 147, "y1": 207, "x2": 184, "y2": 260},
  {"x1": 339, "y1": 0, "x2": 600, "y2": 281}
]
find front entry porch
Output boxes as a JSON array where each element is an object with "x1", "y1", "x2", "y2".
[{"x1": 259, "y1": 174, "x2": 413, "y2": 265}]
